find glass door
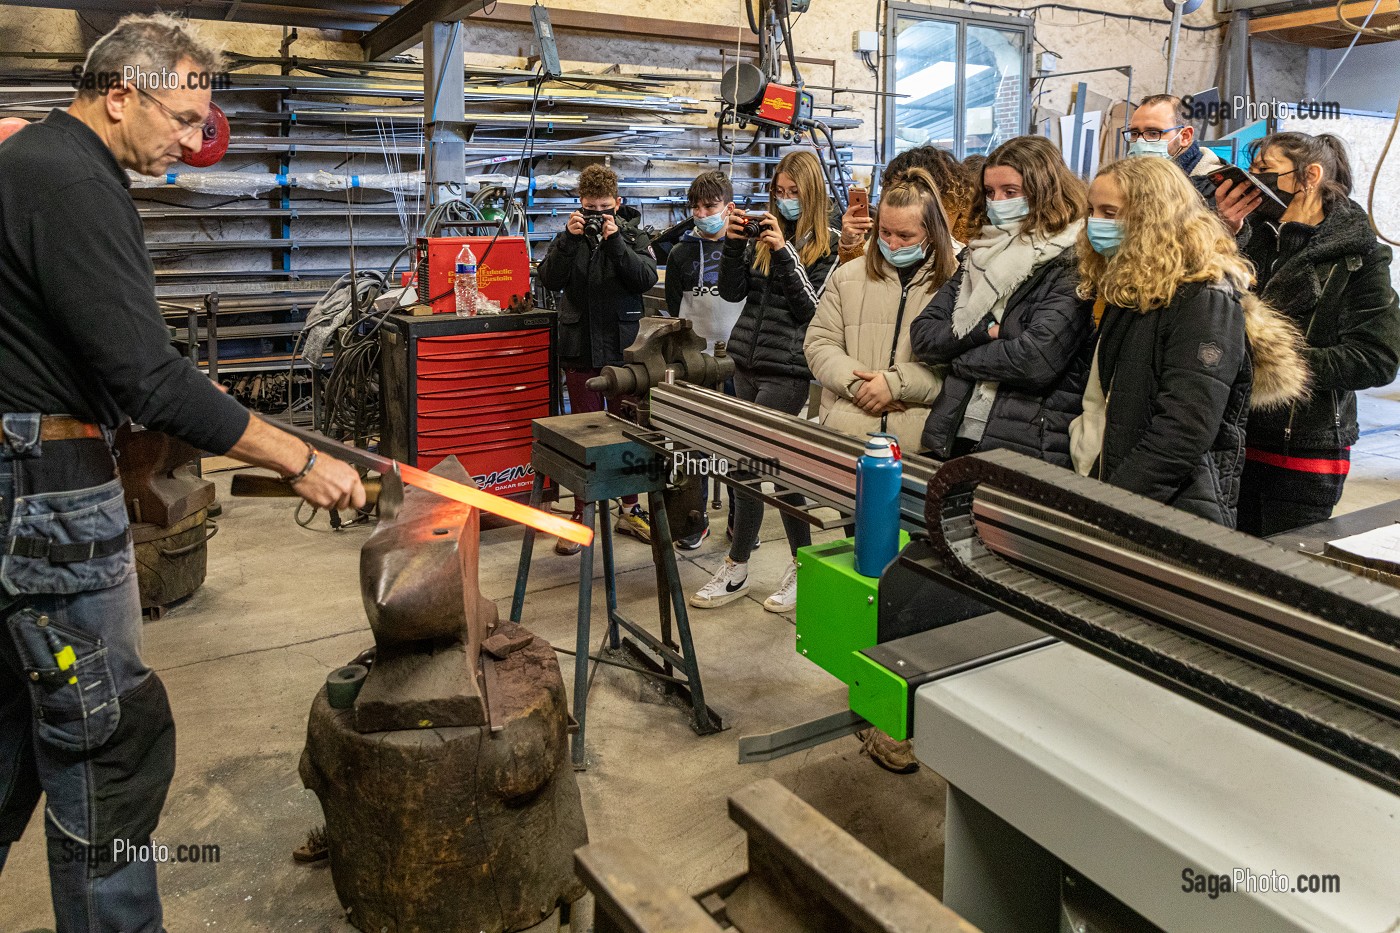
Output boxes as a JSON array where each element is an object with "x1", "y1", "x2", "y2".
[{"x1": 886, "y1": 5, "x2": 1032, "y2": 162}]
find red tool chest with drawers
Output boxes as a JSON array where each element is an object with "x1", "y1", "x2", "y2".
[{"x1": 379, "y1": 311, "x2": 558, "y2": 502}]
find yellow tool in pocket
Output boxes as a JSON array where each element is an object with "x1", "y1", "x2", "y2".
[{"x1": 54, "y1": 645, "x2": 78, "y2": 685}]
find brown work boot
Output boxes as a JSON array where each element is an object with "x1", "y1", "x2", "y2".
[
  {"x1": 857, "y1": 728, "x2": 919, "y2": 774},
  {"x1": 555, "y1": 513, "x2": 584, "y2": 555}
]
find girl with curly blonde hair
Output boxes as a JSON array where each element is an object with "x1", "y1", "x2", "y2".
[{"x1": 1070, "y1": 156, "x2": 1308, "y2": 525}]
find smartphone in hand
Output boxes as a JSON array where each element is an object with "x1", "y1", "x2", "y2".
[
  {"x1": 849, "y1": 186, "x2": 869, "y2": 218},
  {"x1": 1207, "y1": 165, "x2": 1287, "y2": 209}
]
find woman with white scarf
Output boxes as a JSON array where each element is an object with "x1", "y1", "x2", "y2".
[{"x1": 910, "y1": 136, "x2": 1094, "y2": 466}]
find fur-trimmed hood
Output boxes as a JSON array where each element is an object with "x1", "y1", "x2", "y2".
[{"x1": 1241, "y1": 292, "x2": 1309, "y2": 411}]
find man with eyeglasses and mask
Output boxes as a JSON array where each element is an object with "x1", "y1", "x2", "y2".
[
  {"x1": 1124, "y1": 93, "x2": 1262, "y2": 236},
  {"x1": 0, "y1": 14, "x2": 363, "y2": 930}
]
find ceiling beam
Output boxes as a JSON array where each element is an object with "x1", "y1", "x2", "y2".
[
  {"x1": 362, "y1": 0, "x2": 490, "y2": 60},
  {"x1": 1248, "y1": 0, "x2": 1399, "y2": 34},
  {"x1": 2, "y1": 0, "x2": 382, "y2": 31},
  {"x1": 238, "y1": 0, "x2": 403, "y2": 15},
  {"x1": 464, "y1": 3, "x2": 759, "y2": 49}
]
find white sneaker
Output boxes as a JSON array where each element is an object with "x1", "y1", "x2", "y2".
[
  {"x1": 763, "y1": 561, "x2": 799, "y2": 613},
  {"x1": 690, "y1": 557, "x2": 750, "y2": 609}
]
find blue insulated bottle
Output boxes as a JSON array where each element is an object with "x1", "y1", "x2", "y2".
[{"x1": 855, "y1": 433, "x2": 902, "y2": 577}]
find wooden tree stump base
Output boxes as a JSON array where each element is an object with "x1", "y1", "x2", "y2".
[{"x1": 300, "y1": 622, "x2": 587, "y2": 933}]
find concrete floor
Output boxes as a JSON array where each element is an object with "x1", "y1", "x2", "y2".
[
  {"x1": 4, "y1": 384, "x2": 1400, "y2": 931},
  {"x1": 1, "y1": 459, "x2": 945, "y2": 931}
]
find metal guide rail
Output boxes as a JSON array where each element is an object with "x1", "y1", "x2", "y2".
[
  {"x1": 923, "y1": 450, "x2": 1400, "y2": 796},
  {"x1": 647, "y1": 382, "x2": 938, "y2": 530}
]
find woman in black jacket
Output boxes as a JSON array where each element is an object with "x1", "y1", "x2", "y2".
[
  {"x1": 910, "y1": 135, "x2": 1093, "y2": 466},
  {"x1": 690, "y1": 149, "x2": 840, "y2": 615},
  {"x1": 1236, "y1": 132, "x2": 1400, "y2": 536},
  {"x1": 1069, "y1": 156, "x2": 1308, "y2": 526}
]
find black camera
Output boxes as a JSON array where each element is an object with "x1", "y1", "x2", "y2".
[
  {"x1": 581, "y1": 209, "x2": 612, "y2": 242},
  {"x1": 741, "y1": 210, "x2": 767, "y2": 238}
]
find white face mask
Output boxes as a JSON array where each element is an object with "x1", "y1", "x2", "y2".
[
  {"x1": 694, "y1": 211, "x2": 727, "y2": 235},
  {"x1": 986, "y1": 196, "x2": 1028, "y2": 226},
  {"x1": 1128, "y1": 138, "x2": 1173, "y2": 159},
  {"x1": 776, "y1": 198, "x2": 802, "y2": 221},
  {"x1": 878, "y1": 238, "x2": 926, "y2": 268}
]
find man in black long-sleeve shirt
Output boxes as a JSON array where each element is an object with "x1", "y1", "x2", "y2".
[{"x1": 0, "y1": 15, "x2": 363, "y2": 930}]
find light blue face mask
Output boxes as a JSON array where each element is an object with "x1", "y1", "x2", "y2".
[
  {"x1": 878, "y1": 238, "x2": 926, "y2": 268},
  {"x1": 986, "y1": 196, "x2": 1029, "y2": 226},
  {"x1": 776, "y1": 198, "x2": 802, "y2": 221},
  {"x1": 693, "y1": 211, "x2": 727, "y2": 235},
  {"x1": 1086, "y1": 217, "x2": 1125, "y2": 256},
  {"x1": 1128, "y1": 138, "x2": 1173, "y2": 159}
]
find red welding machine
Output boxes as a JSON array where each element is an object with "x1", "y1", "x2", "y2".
[
  {"x1": 720, "y1": 63, "x2": 814, "y2": 131},
  {"x1": 415, "y1": 236, "x2": 531, "y2": 314}
]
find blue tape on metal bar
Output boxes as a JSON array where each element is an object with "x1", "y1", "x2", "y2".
[{"x1": 166, "y1": 172, "x2": 177, "y2": 184}]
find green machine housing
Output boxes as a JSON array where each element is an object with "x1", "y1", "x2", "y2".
[{"x1": 796, "y1": 537, "x2": 1047, "y2": 740}]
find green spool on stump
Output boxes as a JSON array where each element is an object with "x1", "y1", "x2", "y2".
[{"x1": 326, "y1": 665, "x2": 368, "y2": 709}]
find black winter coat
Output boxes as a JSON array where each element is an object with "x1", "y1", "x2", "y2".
[
  {"x1": 1094, "y1": 282, "x2": 1252, "y2": 525},
  {"x1": 719, "y1": 223, "x2": 840, "y2": 380},
  {"x1": 910, "y1": 250, "x2": 1094, "y2": 466},
  {"x1": 1242, "y1": 198, "x2": 1400, "y2": 450},
  {"x1": 537, "y1": 207, "x2": 658, "y2": 369}
]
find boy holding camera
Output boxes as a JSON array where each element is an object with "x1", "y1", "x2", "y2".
[
  {"x1": 664, "y1": 170, "x2": 747, "y2": 549},
  {"x1": 538, "y1": 163, "x2": 658, "y2": 552}
]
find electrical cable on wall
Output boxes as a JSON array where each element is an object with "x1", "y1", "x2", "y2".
[
  {"x1": 1319, "y1": 0, "x2": 1384, "y2": 95},
  {"x1": 417, "y1": 66, "x2": 545, "y2": 311},
  {"x1": 1331, "y1": 0, "x2": 1400, "y2": 246},
  {"x1": 718, "y1": 0, "x2": 852, "y2": 210},
  {"x1": 927, "y1": 0, "x2": 1225, "y2": 32},
  {"x1": 475, "y1": 67, "x2": 545, "y2": 269}
]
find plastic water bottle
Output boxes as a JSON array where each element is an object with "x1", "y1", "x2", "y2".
[
  {"x1": 855, "y1": 433, "x2": 902, "y2": 577},
  {"x1": 454, "y1": 244, "x2": 478, "y2": 317}
]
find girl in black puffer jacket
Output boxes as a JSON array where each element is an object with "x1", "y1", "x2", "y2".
[
  {"x1": 911, "y1": 135, "x2": 1094, "y2": 466},
  {"x1": 1237, "y1": 132, "x2": 1400, "y2": 536},
  {"x1": 1069, "y1": 156, "x2": 1309, "y2": 527},
  {"x1": 689, "y1": 149, "x2": 840, "y2": 616}
]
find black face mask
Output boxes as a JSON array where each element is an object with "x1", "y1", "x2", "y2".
[{"x1": 1252, "y1": 169, "x2": 1295, "y2": 223}]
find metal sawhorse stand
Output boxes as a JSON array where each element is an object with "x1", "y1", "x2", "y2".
[{"x1": 510, "y1": 412, "x2": 726, "y2": 769}]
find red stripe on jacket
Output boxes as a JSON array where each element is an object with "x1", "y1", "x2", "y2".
[{"x1": 1245, "y1": 449, "x2": 1351, "y2": 475}]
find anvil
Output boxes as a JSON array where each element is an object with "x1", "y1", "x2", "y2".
[{"x1": 353, "y1": 456, "x2": 494, "y2": 732}]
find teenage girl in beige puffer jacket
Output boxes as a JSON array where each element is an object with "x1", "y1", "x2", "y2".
[{"x1": 805, "y1": 167, "x2": 959, "y2": 449}]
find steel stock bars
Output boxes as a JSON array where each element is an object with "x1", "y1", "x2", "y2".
[{"x1": 647, "y1": 382, "x2": 939, "y2": 530}]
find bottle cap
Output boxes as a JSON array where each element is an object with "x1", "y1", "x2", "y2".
[
  {"x1": 865, "y1": 432, "x2": 902, "y2": 460},
  {"x1": 864, "y1": 436, "x2": 893, "y2": 458}
]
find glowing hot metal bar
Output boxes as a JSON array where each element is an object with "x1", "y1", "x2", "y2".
[{"x1": 269, "y1": 420, "x2": 593, "y2": 546}]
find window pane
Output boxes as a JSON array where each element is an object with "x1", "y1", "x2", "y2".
[
  {"x1": 891, "y1": 17, "x2": 958, "y2": 157},
  {"x1": 963, "y1": 26, "x2": 1025, "y2": 157}
]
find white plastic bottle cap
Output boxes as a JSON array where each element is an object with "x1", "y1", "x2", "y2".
[{"x1": 864, "y1": 437, "x2": 893, "y2": 457}]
